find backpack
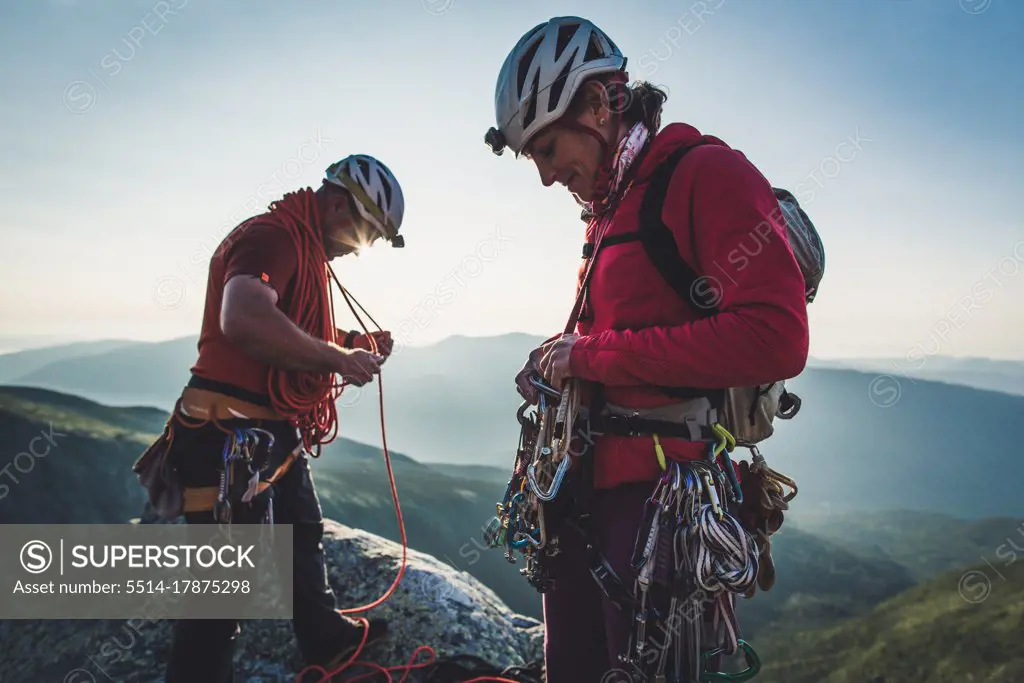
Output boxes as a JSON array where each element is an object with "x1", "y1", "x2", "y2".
[{"x1": 616, "y1": 142, "x2": 825, "y2": 446}]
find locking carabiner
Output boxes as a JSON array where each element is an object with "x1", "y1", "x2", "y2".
[{"x1": 701, "y1": 640, "x2": 761, "y2": 681}]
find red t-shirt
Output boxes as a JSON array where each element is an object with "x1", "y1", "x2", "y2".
[{"x1": 190, "y1": 217, "x2": 299, "y2": 398}]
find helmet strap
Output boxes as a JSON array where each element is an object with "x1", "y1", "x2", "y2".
[
  {"x1": 553, "y1": 73, "x2": 630, "y2": 209},
  {"x1": 553, "y1": 107, "x2": 622, "y2": 210}
]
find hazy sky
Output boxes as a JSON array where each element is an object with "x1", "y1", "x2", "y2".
[{"x1": 1, "y1": 0, "x2": 1021, "y2": 360}]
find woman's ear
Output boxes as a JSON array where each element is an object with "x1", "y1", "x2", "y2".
[{"x1": 587, "y1": 80, "x2": 608, "y2": 118}]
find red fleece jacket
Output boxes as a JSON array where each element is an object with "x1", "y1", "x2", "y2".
[{"x1": 566, "y1": 123, "x2": 809, "y2": 490}]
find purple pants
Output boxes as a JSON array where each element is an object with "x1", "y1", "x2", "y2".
[{"x1": 542, "y1": 481, "x2": 654, "y2": 683}]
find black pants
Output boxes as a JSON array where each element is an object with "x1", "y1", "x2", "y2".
[{"x1": 164, "y1": 421, "x2": 352, "y2": 682}]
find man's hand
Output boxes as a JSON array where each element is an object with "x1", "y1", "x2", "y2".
[
  {"x1": 353, "y1": 330, "x2": 394, "y2": 358},
  {"x1": 539, "y1": 334, "x2": 580, "y2": 389},
  {"x1": 329, "y1": 346, "x2": 382, "y2": 387}
]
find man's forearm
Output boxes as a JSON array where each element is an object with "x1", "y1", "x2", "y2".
[{"x1": 225, "y1": 306, "x2": 341, "y2": 373}]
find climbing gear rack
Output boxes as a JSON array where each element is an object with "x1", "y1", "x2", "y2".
[
  {"x1": 484, "y1": 357, "x2": 801, "y2": 682},
  {"x1": 616, "y1": 423, "x2": 764, "y2": 683},
  {"x1": 213, "y1": 427, "x2": 277, "y2": 525},
  {"x1": 484, "y1": 376, "x2": 583, "y2": 592}
]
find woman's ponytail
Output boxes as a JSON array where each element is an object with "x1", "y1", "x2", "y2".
[
  {"x1": 623, "y1": 81, "x2": 668, "y2": 132},
  {"x1": 568, "y1": 75, "x2": 669, "y2": 133}
]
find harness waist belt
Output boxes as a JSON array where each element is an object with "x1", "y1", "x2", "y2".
[
  {"x1": 172, "y1": 380, "x2": 301, "y2": 515},
  {"x1": 178, "y1": 385, "x2": 287, "y2": 422},
  {"x1": 591, "y1": 413, "x2": 716, "y2": 441},
  {"x1": 590, "y1": 397, "x2": 720, "y2": 441}
]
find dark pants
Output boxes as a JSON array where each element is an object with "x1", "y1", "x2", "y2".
[
  {"x1": 542, "y1": 481, "x2": 654, "y2": 683},
  {"x1": 164, "y1": 421, "x2": 352, "y2": 683}
]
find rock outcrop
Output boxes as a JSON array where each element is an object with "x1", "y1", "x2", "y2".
[{"x1": 0, "y1": 518, "x2": 544, "y2": 682}]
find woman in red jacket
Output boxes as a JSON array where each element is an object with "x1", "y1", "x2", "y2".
[{"x1": 485, "y1": 15, "x2": 809, "y2": 683}]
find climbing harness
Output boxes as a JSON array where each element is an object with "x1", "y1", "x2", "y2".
[{"x1": 485, "y1": 376, "x2": 802, "y2": 683}]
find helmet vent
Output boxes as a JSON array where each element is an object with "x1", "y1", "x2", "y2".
[
  {"x1": 585, "y1": 33, "x2": 604, "y2": 62},
  {"x1": 357, "y1": 158, "x2": 371, "y2": 179},
  {"x1": 554, "y1": 24, "x2": 577, "y2": 61},
  {"x1": 522, "y1": 69, "x2": 540, "y2": 129},
  {"x1": 379, "y1": 173, "x2": 393, "y2": 206},
  {"x1": 548, "y1": 58, "x2": 574, "y2": 109},
  {"x1": 517, "y1": 40, "x2": 541, "y2": 96}
]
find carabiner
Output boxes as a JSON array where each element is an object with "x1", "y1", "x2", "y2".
[
  {"x1": 516, "y1": 401, "x2": 531, "y2": 426},
  {"x1": 527, "y1": 456, "x2": 570, "y2": 502},
  {"x1": 700, "y1": 640, "x2": 761, "y2": 681},
  {"x1": 247, "y1": 427, "x2": 276, "y2": 449},
  {"x1": 711, "y1": 423, "x2": 736, "y2": 456},
  {"x1": 529, "y1": 374, "x2": 562, "y2": 400},
  {"x1": 510, "y1": 528, "x2": 540, "y2": 549},
  {"x1": 718, "y1": 447, "x2": 743, "y2": 505},
  {"x1": 652, "y1": 433, "x2": 667, "y2": 471}
]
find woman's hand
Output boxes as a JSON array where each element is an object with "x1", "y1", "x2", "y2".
[
  {"x1": 514, "y1": 346, "x2": 545, "y2": 404},
  {"x1": 539, "y1": 334, "x2": 580, "y2": 389}
]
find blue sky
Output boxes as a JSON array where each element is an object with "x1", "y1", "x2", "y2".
[{"x1": 0, "y1": 0, "x2": 1021, "y2": 359}]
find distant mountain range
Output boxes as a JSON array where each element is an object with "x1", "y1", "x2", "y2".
[
  {"x1": 0, "y1": 339, "x2": 138, "y2": 385},
  {"x1": 3, "y1": 335, "x2": 1023, "y2": 518},
  {"x1": 807, "y1": 355, "x2": 1024, "y2": 396}
]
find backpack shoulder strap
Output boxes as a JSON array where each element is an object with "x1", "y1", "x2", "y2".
[{"x1": 637, "y1": 142, "x2": 718, "y2": 316}]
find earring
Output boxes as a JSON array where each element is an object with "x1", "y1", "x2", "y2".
[{"x1": 599, "y1": 118, "x2": 606, "y2": 126}]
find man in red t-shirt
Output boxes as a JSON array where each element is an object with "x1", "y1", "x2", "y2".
[{"x1": 159, "y1": 154, "x2": 406, "y2": 682}]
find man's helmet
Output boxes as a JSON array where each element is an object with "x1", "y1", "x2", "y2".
[
  {"x1": 485, "y1": 16, "x2": 626, "y2": 157},
  {"x1": 324, "y1": 155, "x2": 405, "y2": 247}
]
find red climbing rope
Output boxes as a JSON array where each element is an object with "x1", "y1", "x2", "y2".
[{"x1": 255, "y1": 187, "x2": 343, "y2": 456}]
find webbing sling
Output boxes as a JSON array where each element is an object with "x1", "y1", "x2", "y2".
[{"x1": 573, "y1": 386, "x2": 637, "y2": 611}]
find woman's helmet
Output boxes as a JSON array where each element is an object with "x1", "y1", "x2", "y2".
[
  {"x1": 324, "y1": 155, "x2": 405, "y2": 247},
  {"x1": 485, "y1": 16, "x2": 626, "y2": 157}
]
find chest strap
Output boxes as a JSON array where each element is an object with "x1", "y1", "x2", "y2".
[{"x1": 582, "y1": 231, "x2": 642, "y2": 259}]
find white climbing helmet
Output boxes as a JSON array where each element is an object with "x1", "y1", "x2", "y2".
[
  {"x1": 485, "y1": 16, "x2": 626, "y2": 157},
  {"x1": 324, "y1": 154, "x2": 405, "y2": 247}
]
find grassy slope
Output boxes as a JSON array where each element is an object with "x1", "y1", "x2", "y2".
[{"x1": 752, "y1": 558, "x2": 1024, "y2": 683}]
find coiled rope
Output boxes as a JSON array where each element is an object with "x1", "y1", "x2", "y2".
[{"x1": 230, "y1": 187, "x2": 342, "y2": 456}]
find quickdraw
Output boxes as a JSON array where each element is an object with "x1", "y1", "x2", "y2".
[
  {"x1": 619, "y1": 425, "x2": 798, "y2": 682},
  {"x1": 483, "y1": 375, "x2": 583, "y2": 592},
  {"x1": 620, "y1": 428, "x2": 759, "y2": 683}
]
